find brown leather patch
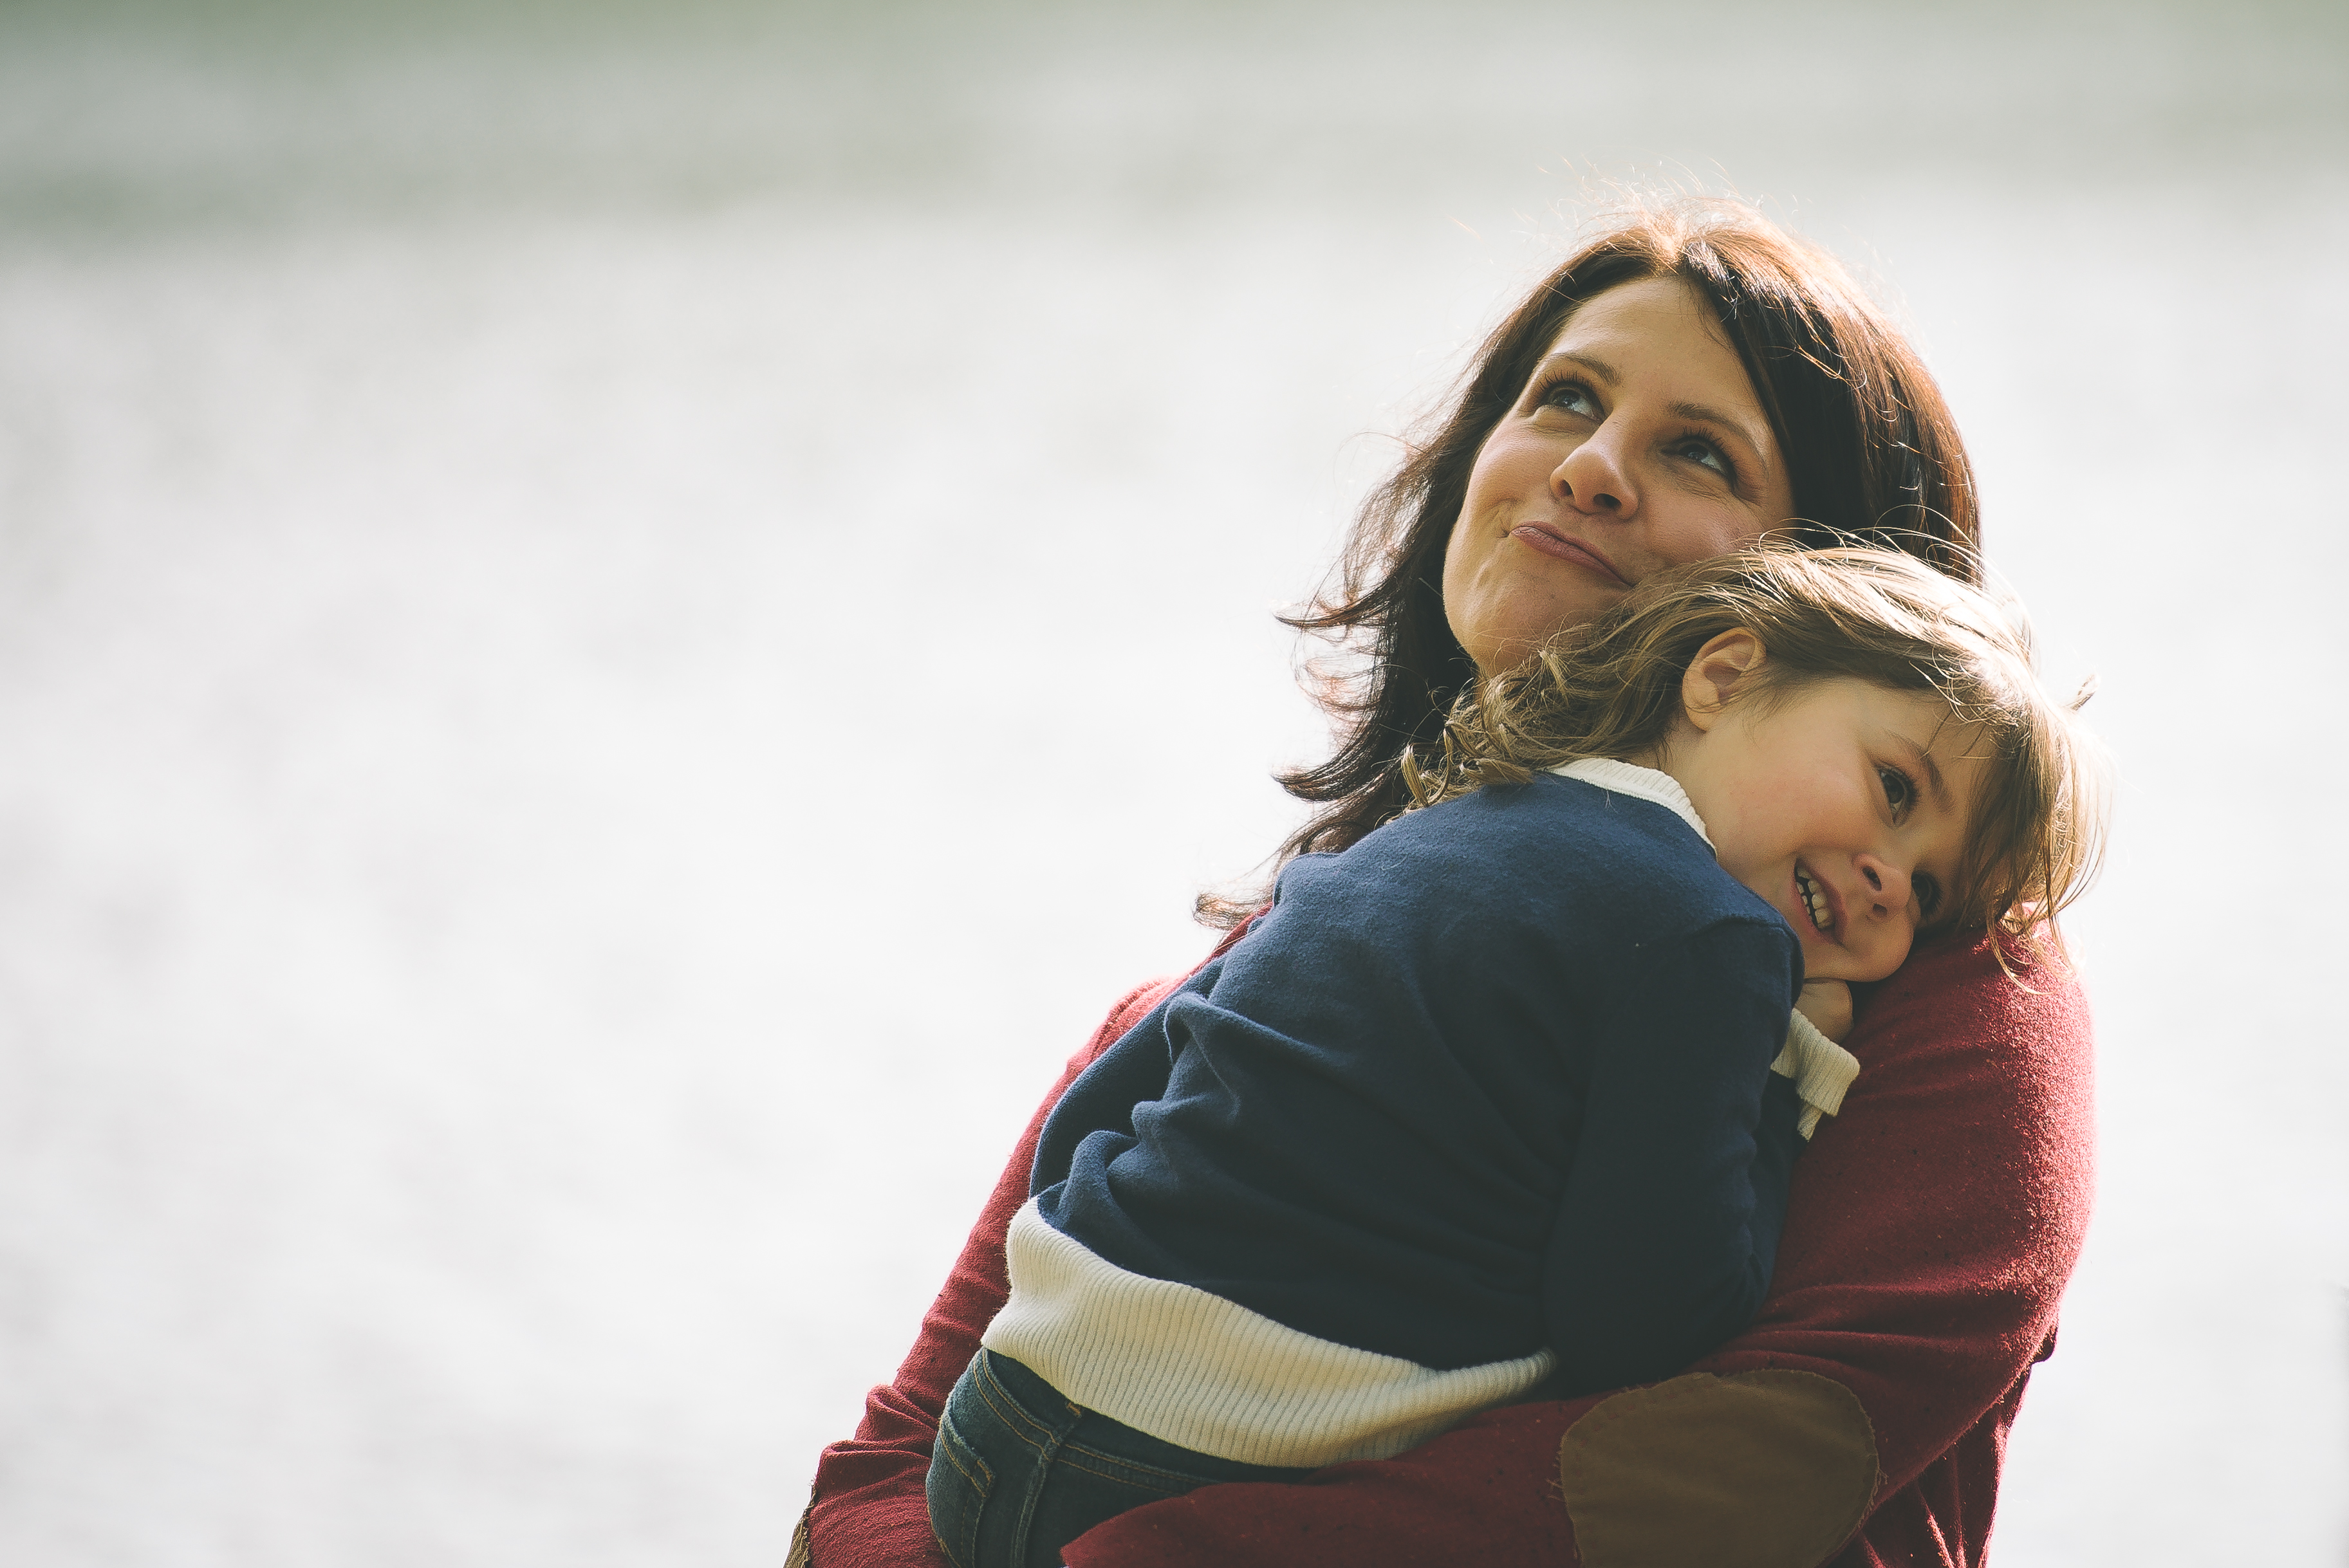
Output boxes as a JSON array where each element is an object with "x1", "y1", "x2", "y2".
[
  {"x1": 785, "y1": 1500, "x2": 813, "y2": 1568},
  {"x1": 1559, "y1": 1370, "x2": 1879, "y2": 1568}
]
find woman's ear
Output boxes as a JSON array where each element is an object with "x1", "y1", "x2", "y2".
[{"x1": 1680, "y1": 631, "x2": 1766, "y2": 732}]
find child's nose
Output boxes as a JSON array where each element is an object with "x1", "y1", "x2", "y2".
[{"x1": 1855, "y1": 854, "x2": 1911, "y2": 918}]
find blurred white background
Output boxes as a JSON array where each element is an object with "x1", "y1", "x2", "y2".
[{"x1": 0, "y1": 1, "x2": 2343, "y2": 1562}]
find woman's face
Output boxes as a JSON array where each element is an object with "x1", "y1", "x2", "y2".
[{"x1": 1442, "y1": 276, "x2": 1799, "y2": 677}]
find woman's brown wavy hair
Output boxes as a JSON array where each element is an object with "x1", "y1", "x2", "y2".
[
  {"x1": 1202, "y1": 199, "x2": 1980, "y2": 925},
  {"x1": 1398, "y1": 545, "x2": 2106, "y2": 955}
]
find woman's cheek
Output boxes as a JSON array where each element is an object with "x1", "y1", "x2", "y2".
[
  {"x1": 1440, "y1": 513, "x2": 1498, "y2": 653},
  {"x1": 1652, "y1": 506, "x2": 1761, "y2": 571}
]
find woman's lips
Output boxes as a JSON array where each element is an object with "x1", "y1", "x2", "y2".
[{"x1": 1510, "y1": 523, "x2": 1628, "y2": 585}]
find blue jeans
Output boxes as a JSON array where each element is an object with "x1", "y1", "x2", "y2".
[{"x1": 926, "y1": 1350, "x2": 1312, "y2": 1568}]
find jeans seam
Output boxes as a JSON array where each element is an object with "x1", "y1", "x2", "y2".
[
  {"x1": 1048, "y1": 1447, "x2": 1201, "y2": 1493},
  {"x1": 948, "y1": 1352, "x2": 1308, "y2": 1566},
  {"x1": 974, "y1": 1355, "x2": 1065, "y2": 1453},
  {"x1": 931, "y1": 1406, "x2": 994, "y2": 1568},
  {"x1": 936, "y1": 1418, "x2": 992, "y2": 1495},
  {"x1": 978, "y1": 1354, "x2": 1079, "y2": 1565}
]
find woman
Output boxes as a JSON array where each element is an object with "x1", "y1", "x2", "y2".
[{"x1": 798, "y1": 200, "x2": 2093, "y2": 1568}]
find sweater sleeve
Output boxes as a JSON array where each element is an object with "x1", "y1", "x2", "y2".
[
  {"x1": 1544, "y1": 922, "x2": 1803, "y2": 1395},
  {"x1": 1052, "y1": 929, "x2": 2095, "y2": 1568}
]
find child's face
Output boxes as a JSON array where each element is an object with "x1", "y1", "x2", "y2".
[{"x1": 1664, "y1": 650, "x2": 1985, "y2": 983}]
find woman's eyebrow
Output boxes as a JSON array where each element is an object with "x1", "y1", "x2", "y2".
[
  {"x1": 1544, "y1": 351, "x2": 1619, "y2": 385},
  {"x1": 1667, "y1": 400, "x2": 1770, "y2": 451}
]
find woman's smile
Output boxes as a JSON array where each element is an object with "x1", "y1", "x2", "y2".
[{"x1": 1508, "y1": 523, "x2": 1628, "y2": 584}]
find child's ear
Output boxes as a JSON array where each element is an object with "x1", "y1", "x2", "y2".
[{"x1": 1681, "y1": 631, "x2": 1766, "y2": 732}]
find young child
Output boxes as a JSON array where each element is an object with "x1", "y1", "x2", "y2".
[{"x1": 925, "y1": 546, "x2": 2104, "y2": 1568}]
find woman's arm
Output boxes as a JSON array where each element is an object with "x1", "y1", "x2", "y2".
[
  {"x1": 801, "y1": 927, "x2": 2091, "y2": 1567},
  {"x1": 797, "y1": 973, "x2": 1191, "y2": 1568},
  {"x1": 1054, "y1": 928, "x2": 2094, "y2": 1567}
]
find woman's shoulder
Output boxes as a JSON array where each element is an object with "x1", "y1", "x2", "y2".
[
  {"x1": 1828, "y1": 928, "x2": 2095, "y2": 1199},
  {"x1": 1857, "y1": 931, "x2": 2094, "y2": 1078}
]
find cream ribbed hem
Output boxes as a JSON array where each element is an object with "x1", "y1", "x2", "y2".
[
  {"x1": 983, "y1": 1202, "x2": 1555, "y2": 1468},
  {"x1": 1549, "y1": 757, "x2": 1713, "y2": 848},
  {"x1": 1773, "y1": 1009, "x2": 1860, "y2": 1139}
]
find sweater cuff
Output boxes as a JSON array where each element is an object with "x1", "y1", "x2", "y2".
[{"x1": 1772, "y1": 1010, "x2": 1860, "y2": 1139}]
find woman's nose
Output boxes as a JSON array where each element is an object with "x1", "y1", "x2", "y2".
[{"x1": 1551, "y1": 423, "x2": 1638, "y2": 517}]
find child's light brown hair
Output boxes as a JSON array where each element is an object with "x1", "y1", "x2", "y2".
[{"x1": 1400, "y1": 545, "x2": 2108, "y2": 955}]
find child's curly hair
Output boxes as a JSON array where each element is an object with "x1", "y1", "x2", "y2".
[{"x1": 1399, "y1": 545, "x2": 2108, "y2": 955}]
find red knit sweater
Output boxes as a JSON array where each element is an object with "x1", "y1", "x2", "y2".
[{"x1": 803, "y1": 928, "x2": 2094, "y2": 1567}]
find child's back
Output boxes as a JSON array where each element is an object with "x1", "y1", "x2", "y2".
[{"x1": 992, "y1": 762, "x2": 1813, "y2": 1469}]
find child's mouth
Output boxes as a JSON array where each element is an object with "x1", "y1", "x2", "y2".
[{"x1": 1794, "y1": 866, "x2": 1834, "y2": 935}]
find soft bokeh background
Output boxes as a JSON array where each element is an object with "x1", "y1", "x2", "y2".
[{"x1": 1, "y1": 1, "x2": 2342, "y2": 1562}]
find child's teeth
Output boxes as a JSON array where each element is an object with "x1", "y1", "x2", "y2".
[{"x1": 1797, "y1": 869, "x2": 1830, "y2": 932}]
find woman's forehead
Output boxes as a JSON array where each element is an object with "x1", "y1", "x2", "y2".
[
  {"x1": 1546, "y1": 276, "x2": 1725, "y2": 360},
  {"x1": 1541, "y1": 279, "x2": 1775, "y2": 447}
]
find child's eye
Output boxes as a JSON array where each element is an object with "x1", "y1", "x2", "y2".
[
  {"x1": 1877, "y1": 764, "x2": 1915, "y2": 816},
  {"x1": 1913, "y1": 872, "x2": 1943, "y2": 922}
]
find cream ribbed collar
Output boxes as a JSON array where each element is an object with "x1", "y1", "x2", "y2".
[{"x1": 1547, "y1": 757, "x2": 1713, "y2": 850}]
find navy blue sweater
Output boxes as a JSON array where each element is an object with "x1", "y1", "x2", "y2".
[{"x1": 1030, "y1": 771, "x2": 1807, "y2": 1398}]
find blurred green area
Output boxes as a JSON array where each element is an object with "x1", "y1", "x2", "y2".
[{"x1": 1, "y1": 0, "x2": 2342, "y2": 237}]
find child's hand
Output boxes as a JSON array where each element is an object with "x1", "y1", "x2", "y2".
[{"x1": 1797, "y1": 979, "x2": 1854, "y2": 1043}]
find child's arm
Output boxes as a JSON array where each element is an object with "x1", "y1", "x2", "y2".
[{"x1": 1541, "y1": 919, "x2": 1804, "y2": 1396}]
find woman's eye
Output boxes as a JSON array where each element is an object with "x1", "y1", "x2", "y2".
[
  {"x1": 1877, "y1": 766, "x2": 1914, "y2": 815},
  {"x1": 1540, "y1": 381, "x2": 1601, "y2": 418},
  {"x1": 1667, "y1": 436, "x2": 1730, "y2": 477}
]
